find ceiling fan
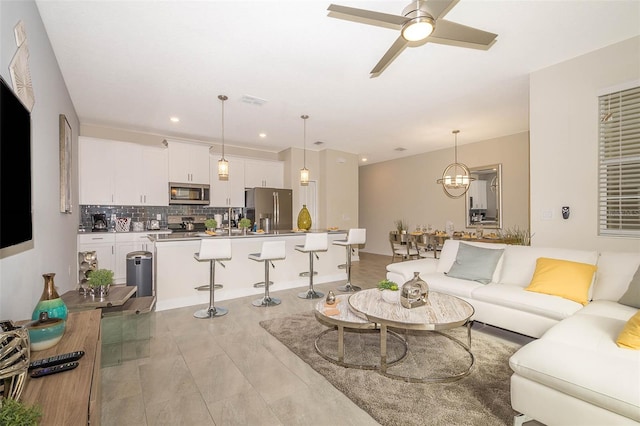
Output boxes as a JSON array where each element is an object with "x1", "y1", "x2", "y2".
[{"x1": 327, "y1": 0, "x2": 497, "y2": 77}]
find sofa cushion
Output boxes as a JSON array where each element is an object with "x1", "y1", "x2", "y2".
[
  {"x1": 618, "y1": 265, "x2": 640, "y2": 309},
  {"x1": 499, "y1": 245, "x2": 598, "y2": 288},
  {"x1": 445, "y1": 242, "x2": 505, "y2": 284},
  {"x1": 525, "y1": 257, "x2": 597, "y2": 305},
  {"x1": 436, "y1": 239, "x2": 507, "y2": 282},
  {"x1": 593, "y1": 251, "x2": 640, "y2": 302},
  {"x1": 509, "y1": 313, "x2": 640, "y2": 422},
  {"x1": 472, "y1": 283, "x2": 583, "y2": 321},
  {"x1": 577, "y1": 300, "x2": 639, "y2": 321},
  {"x1": 617, "y1": 310, "x2": 640, "y2": 350}
]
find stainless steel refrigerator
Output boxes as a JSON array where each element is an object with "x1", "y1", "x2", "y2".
[{"x1": 245, "y1": 188, "x2": 293, "y2": 232}]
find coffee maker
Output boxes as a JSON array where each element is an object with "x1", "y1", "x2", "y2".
[{"x1": 92, "y1": 213, "x2": 108, "y2": 232}]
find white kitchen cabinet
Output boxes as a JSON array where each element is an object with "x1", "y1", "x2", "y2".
[
  {"x1": 114, "y1": 143, "x2": 168, "y2": 206},
  {"x1": 244, "y1": 159, "x2": 284, "y2": 188},
  {"x1": 209, "y1": 155, "x2": 245, "y2": 207},
  {"x1": 166, "y1": 140, "x2": 210, "y2": 184},
  {"x1": 78, "y1": 233, "x2": 116, "y2": 275},
  {"x1": 468, "y1": 180, "x2": 488, "y2": 209},
  {"x1": 79, "y1": 137, "x2": 116, "y2": 205},
  {"x1": 80, "y1": 137, "x2": 168, "y2": 206},
  {"x1": 114, "y1": 233, "x2": 154, "y2": 283}
]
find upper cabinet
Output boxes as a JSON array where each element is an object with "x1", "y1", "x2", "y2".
[
  {"x1": 79, "y1": 137, "x2": 168, "y2": 206},
  {"x1": 114, "y1": 143, "x2": 168, "y2": 205},
  {"x1": 79, "y1": 137, "x2": 116, "y2": 205},
  {"x1": 209, "y1": 155, "x2": 245, "y2": 207},
  {"x1": 165, "y1": 140, "x2": 210, "y2": 184},
  {"x1": 244, "y1": 159, "x2": 284, "y2": 188}
]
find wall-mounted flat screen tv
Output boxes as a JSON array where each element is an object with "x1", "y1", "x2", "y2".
[{"x1": 0, "y1": 76, "x2": 33, "y2": 251}]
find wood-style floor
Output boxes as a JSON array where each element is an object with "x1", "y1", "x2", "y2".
[{"x1": 100, "y1": 252, "x2": 535, "y2": 425}]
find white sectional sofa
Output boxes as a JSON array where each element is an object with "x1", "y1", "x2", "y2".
[{"x1": 386, "y1": 240, "x2": 640, "y2": 425}]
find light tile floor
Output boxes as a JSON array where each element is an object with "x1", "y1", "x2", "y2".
[{"x1": 101, "y1": 252, "x2": 537, "y2": 426}]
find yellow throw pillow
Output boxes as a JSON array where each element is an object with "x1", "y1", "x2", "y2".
[
  {"x1": 617, "y1": 311, "x2": 640, "y2": 350},
  {"x1": 525, "y1": 257, "x2": 597, "y2": 305}
]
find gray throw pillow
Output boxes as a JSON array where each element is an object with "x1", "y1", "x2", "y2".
[
  {"x1": 446, "y1": 242, "x2": 504, "y2": 284},
  {"x1": 618, "y1": 265, "x2": 640, "y2": 309}
]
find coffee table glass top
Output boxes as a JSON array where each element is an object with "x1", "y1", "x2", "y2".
[{"x1": 348, "y1": 289, "x2": 474, "y2": 330}]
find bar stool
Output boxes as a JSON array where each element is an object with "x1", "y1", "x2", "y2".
[
  {"x1": 296, "y1": 232, "x2": 328, "y2": 299},
  {"x1": 333, "y1": 228, "x2": 366, "y2": 292},
  {"x1": 249, "y1": 240, "x2": 286, "y2": 307},
  {"x1": 193, "y1": 238, "x2": 232, "y2": 319}
]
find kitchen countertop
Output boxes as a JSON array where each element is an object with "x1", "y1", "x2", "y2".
[
  {"x1": 78, "y1": 229, "x2": 172, "y2": 235},
  {"x1": 150, "y1": 229, "x2": 346, "y2": 242}
]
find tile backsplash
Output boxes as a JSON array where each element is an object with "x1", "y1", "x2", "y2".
[{"x1": 79, "y1": 205, "x2": 243, "y2": 231}]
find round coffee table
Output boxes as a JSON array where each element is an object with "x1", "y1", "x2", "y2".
[
  {"x1": 348, "y1": 288, "x2": 475, "y2": 382},
  {"x1": 313, "y1": 294, "x2": 407, "y2": 369}
]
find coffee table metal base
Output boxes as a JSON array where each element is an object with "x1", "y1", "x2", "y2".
[
  {"x1": 314, "y1": 325, "x2": 408, "y2": 369},
  {"x1": 379, "y1": 321, "x2": 474, "y2": 383}
]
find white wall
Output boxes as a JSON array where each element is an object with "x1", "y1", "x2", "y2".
[
  {"x1": 359, "y1": 132, "x2": 530, "y2": 256},
  {"x1": 530, "y1": 36, "x2": 640, "y2": 252},
  {"x1": 0, "y1": 1, "x2": 80, "y2": 320}
]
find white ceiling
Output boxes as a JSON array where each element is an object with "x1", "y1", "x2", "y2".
[{"x1": 36, "y1": 1, "x2": 640, "y2": 164}]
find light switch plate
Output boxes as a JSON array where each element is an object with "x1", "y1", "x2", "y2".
[{"x1": 542, "y1": 210, "x2": 553, "y2": 220}]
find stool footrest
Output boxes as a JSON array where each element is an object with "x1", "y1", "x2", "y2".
[
  {"x1": 253, "y1": 281, "x2": 273, "y2": 288},
  {"x1": 298, "y1": 271, "x2": 319, "y2": 277},
  {"x1": 194, "y1": 284, "x2": 223, "y2": 291}
]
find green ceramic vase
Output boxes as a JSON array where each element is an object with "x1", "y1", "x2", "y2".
[
  {"x1": 32, "y1": 273, "x2": 68, "y2": 321},
  {"x1": 297, "y1": 204, "x2": 312, "y2": 230}
]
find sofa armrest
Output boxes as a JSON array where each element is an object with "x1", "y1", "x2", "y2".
[{"x1": 386, "y1": 258, "x2": 438, "y2": 284}]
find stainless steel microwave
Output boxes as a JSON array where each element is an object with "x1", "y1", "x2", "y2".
[{"x1": 169, "y1": 182, "x2": 210, "y2": 205}]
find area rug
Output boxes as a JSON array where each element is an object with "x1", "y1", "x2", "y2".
[{"x1": 260, "y1": 312, "x2": 521, "y2": 426}]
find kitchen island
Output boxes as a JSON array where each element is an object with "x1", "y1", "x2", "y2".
[{"x1": 149, "y1": 230, "x2": 348, "y2": 311}]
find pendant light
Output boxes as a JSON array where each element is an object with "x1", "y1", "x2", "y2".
[
  {"x1": 300, "y1": 114, "x2": 309, "y2": 186},
  {"x1": 436, "y1": 130, "x2": 475, "y2": 198},
  {"x1": 217, "y1": 95, "x2": 229, "y2": 180}
]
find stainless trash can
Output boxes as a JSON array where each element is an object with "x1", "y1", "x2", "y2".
[{"x1": 126, "y1": 251, "x2": 153, "y2": 297}]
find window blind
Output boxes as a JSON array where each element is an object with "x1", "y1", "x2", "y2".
[{"x1": 598, "y1": 85, "x2": 640, "y2": 237}]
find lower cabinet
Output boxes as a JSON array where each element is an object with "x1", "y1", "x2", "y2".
[
  {"x1": 79, "y1": 233, "x2": 156, "y2": 284},
  {"x1": 78, "y1": 233, "x2": 116, "y2": 275}
]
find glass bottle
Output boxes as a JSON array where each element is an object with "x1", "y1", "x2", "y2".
[{"x1": 297, "y1": 204, "x2": 312, "y2": 230}]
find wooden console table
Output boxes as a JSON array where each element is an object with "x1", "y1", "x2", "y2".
[{"x1": 20, "y1": 309, "x2": 102, "y2": 425}]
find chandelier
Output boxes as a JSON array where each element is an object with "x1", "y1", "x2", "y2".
[{"x1": 436, "y1": 130, "x2": 475, "y2": 198}]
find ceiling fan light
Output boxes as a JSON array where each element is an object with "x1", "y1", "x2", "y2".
[{"x1": 401, "y1": 17, "x2": 434, "y2": 42}]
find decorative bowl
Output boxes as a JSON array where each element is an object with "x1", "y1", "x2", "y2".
[{"x1": 381, "y1": 289, "x2": 400, "y2": 304}]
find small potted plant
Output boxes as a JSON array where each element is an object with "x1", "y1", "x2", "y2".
[
  {"x1": 87, "y1": 268, "x2": 114, "y2": 298},
  {"x1": 0, "y1": 398, "x2": 42, "y2": 426},
  {"x1": 204, "y1": 218, "x2": 217, "y2": 231},
  {"x1": 238, "y1": 218, "x2": 252, "y2": 234},
  {"x1": 378, "y1": 278, "x2": 400, "y2": 304}
]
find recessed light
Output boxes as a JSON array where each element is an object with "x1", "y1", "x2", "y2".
[
  {"x1": 361, "y1": 157, "x2": 368, "y2": 162},
  {"x1": 259, "y1": 133, "x2": 267, "y2": 138},
  {"x1": 170, "y1": 117, "x2": 180, "y2": 123}
]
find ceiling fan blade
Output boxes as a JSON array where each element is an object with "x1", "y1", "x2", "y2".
[
  {"x1": 327, "y1": 4, "x2": 408, "y2": 30},
  {"x1": 428, "y1": 19, "x2": 497, "y2": 50},
  {"x1": 370, "y1": 36, "x2": 410, "y2": 78},
  {"x1": 421, "y1": 0, "x2": 460, "y2": 21}
]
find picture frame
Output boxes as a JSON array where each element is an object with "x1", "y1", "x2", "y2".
[{"x1": 59, "y1": 114, "x2": 72, "y2": 213}]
